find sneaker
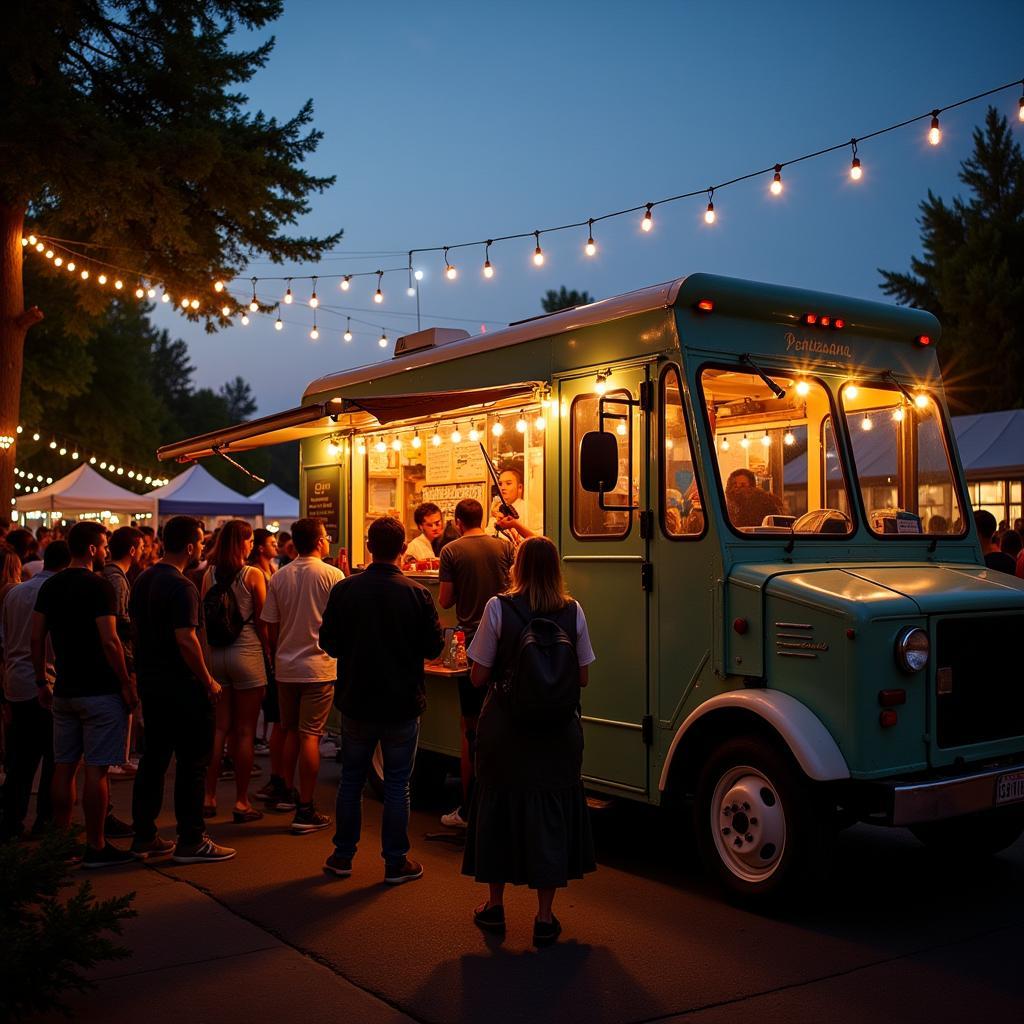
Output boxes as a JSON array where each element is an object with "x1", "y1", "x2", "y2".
[
  {"x1": 172, "y1": 835, "x2": 236, "y2": 864},
  {"x1": 131, "y1": 835, "x2": 175, "y2": 860},
  {"x1": 82, "y1": 843, "x2": 136, "y2": 869},
  {"x1": 384, "y1": 857, "x2": 423, "y2": 885},
  {"x1": 218, "y1": 763, "x2": 235, "y2": 781},
  {"x1": 104, "y1": 813, "x2": 135, "y2": 839},
  {"x1": 290, "y1": 805, "x2": 331, "y2": 834},
  {"x1": 108, "y1": 763, "x2": 137, "y2": 778},
  {"x1": 440, "y1": 807, "x2": 468, "y2": 829},
  {"x1": 323, "y1": 852, "x2": 353, "y2": 877},
  {"x1": 319, "y1": 739, "x2": 338, "y2": 758},
  {"x1": 274, "y1": 788, "x2": 299, "y2": 812},
  {"x1": 249, "y1": 763, "x2": 262, "y2": 777},
  {"x1": 253, "y1": 738, "x2": 270, "y2": 756}
]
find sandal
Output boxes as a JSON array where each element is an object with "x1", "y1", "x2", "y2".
[
  {"x1": 473, "y1": 902, "x2": 506, "y2": 933},
  {"x1": 232, "y1": 806, "x2": 264, "y2": 824},
  {"x1": 532, "y1": 914, "x2": 562, "y2": 947},
  {"x1": 203, "y1": 804, "x2": 217, "y2": 819}
]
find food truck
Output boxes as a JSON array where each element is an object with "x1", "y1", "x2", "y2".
[{"x1": 159, "y1": 273, "x2": 1024, "y2": 898}]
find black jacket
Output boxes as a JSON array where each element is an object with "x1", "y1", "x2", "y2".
[{"x1": 319, "y1": 562, "x2": 444, "y2": 723}]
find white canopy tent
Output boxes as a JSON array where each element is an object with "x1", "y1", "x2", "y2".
[
  {"x1": 14, "y1": 464, "x2": 157, "y2": 524},
  {"x1": 248, "y1": 483, "x2": 299, "y2": 527}
]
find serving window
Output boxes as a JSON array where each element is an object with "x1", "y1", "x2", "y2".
[
  {"x1": 349, "y1": 406, "x2": 546, "y2": 566},
  {"x1": 660, "y1": 365, "x2": 704, "y2": 538}
]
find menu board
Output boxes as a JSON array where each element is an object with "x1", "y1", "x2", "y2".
[
  {"x1": 453, "y1": 441, "x2": 487, "y2": 482},
  {"x1": 425, "y1": 443, "x2": 453, "y2": 482},
  {"x1": 304, "y1": 465, "x2": 341, "y2": 543},
  {"x1": 422, "y1": 482, "x2": 488, "y2": 523}
]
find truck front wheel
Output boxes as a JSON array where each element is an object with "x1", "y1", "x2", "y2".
[
  {"x1": 695, "y1": 736, "x2": 829, "y2": 900},
  {"x1": 910, "y1": 808, "x2": 1024, "y2": 857}
]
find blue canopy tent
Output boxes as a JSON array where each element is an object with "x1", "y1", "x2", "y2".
[
  {"x1": 248, "y1": 483, "x2": 299, "y2": 526},
  {"x1": 146, "y1": 464, "x2": 263, "y2": 524}
]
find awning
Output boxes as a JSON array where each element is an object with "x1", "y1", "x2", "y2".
[
  {"x1": 157, "y1": 385, "x2": 537, "y2": 464},
  {"x1": 339, "y1": 384, "x2": 535, "y2": 424}
]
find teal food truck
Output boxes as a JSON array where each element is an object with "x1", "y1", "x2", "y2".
[{"x1": 160, "y1": 274, "x2": 1024, "y2": 898}]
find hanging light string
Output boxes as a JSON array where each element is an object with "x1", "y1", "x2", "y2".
[{"x1": 22, "y1": 75, "x2": 1024, "y2": 302}]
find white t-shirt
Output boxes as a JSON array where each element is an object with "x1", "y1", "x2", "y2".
[
  {"x1": 406, "y1": 533, "x2": 435, "y2": 562},
  {"x1": 467, "y1": 596, "x2": 597, "y2": 669},
  {"x1": 21, "y1": 560, "x2": 45, "y2": 580},
  {"x1": 261, "y1": 556, "x2": 346, "y2": 682}
]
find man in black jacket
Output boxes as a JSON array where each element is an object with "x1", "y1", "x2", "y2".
[{"x1": 319, "y1": 516, "x2": 443, "y2": 884}]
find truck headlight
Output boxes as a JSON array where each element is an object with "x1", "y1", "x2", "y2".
[{"x1": 895, "y1": 626, "x2": 929, "y2": 673}]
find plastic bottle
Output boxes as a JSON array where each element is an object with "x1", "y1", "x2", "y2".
[{"x1": 453, "y1": 629, "x2": 468, "y2": 670}]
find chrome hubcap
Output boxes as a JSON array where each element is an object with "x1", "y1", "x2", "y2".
[{"x1": 710, "y1": 764, "x2": 786, "y2": 883}]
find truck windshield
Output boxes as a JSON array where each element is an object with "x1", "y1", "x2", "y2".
[
  {"x1": 700, "y1": 367, "x2": 854, "y2": 537},
  {"x1": 837, "y1": 382, "x2": 966, "y2": 536}
]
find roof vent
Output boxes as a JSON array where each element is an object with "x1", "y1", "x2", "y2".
[{"x1": 393, "y1": 327, "x2": 470, "y2": 359}]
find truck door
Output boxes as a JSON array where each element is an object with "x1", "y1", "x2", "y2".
[{"x1": 559, "y1": 364, "x2": 651, "y2": 796}]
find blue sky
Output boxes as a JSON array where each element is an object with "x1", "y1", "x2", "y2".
[{"x1": 153, "y1": 0, "x2": 1024, "y2": 417}]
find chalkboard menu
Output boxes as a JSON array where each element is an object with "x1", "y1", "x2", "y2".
[{"x1": 304, "y1": 465, "x2": 341, "y2": 543}]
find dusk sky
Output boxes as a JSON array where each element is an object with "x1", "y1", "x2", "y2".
[{"x1": 154, "y1": 0, "x2": 1024, "y2": 419}]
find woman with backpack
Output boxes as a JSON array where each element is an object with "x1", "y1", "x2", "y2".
[
  {"x1": 201, "y1": 519, "x2": 269, "y2": 822},
  {"x1": 461, "y1": 535, "x2": 596, "y2": 946}
]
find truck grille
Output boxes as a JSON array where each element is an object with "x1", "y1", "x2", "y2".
[{"x1": 935, "y1": 616, "x2": 1024, "y2": 748}]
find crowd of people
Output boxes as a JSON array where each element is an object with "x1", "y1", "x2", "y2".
[{"x1": 0, "y1": 501, "x2": 596, "y2": 946}]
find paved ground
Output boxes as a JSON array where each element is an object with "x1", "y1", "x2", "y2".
[{"x1": 38, "y1": 754, "x2": 1024, "y2": 1024}]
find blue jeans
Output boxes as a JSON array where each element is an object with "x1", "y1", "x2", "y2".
[{"x1": 332, "y1": 716, "x2": 419, "y2": 865}]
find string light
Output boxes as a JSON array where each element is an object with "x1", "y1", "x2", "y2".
[
  {"x1": 928, "y1": 110, "x2": 941, "y2": 145},
  {"x1": 616, "y1": 421, "x2": 627, "y2": 437},
  {"x1": 534, "y1": 413, "x2": 546, "y2": 431},
  {"x1": 412, "y1": 432, "x2": 422, "y2": 449},
  {"x1": 432, "y1": 424, "x2": 442, "y2": 447},
  {"x1": 134, "y1": 285, "x2": 145, "y2": 298},
  {"x1": 740, "y1": 435, "x2": 751, "y2": 449},
  {"x1": 240, "y1": 313, "x2": 250, "y2": 325},
  {"x1": 214, "y1": 280, "x2": 225, "y2": 293},
  {"x1": 310, "y1": 312, "x2": 319, "y2": 340},
  {"x1": 784, "y1": 429, "x2": 796, "y2": 446},
  {"x1": 914, "y1": 392, "x2": 930, "y2": 409},
  {"x1": 444, "y1": 247, "x2": 457, "y2": 280},
  {"x1": 492, "y1": 420, "x2": 504, "y2": 437},
  {"x1": 414, "y1": 269, "x2": 424, "y2": 281},
  {"x1": 309, "y1": 277, "x2": 319, "y2": 308},
  {"x1": 275, "y1": 315, "x2": 283, "y2": 331},
  {"x1": 374, "y1": 270, "x2": 383, "y2": 303},
  {"x1": 340, "y1": 275, "x2": 351, "y2": 291},
  {"x1": 451, "y1": 425, "x2": 462, "y2": 444},
  {"x1": 391, "y1": 436, "x2": 402, "y2": 452},
  {"x1": 704, "y1": 189, "x2": 716, "y2": 225},
  {"x1": 849, "y1": 139, "x2": 863, "y2": 181},
  {"x1": 249, "y1": 278, "x2": 259, "y2": 311},
  {"x1": 284, "y1": 280, "x2": 293, "y2": 304},
  {"x1": 585, "y1": 219, "x2": 596, "y2": 256},
  {"x1": 721, "y1": 437, "x2": 730, "y2": 452},
  {"x1": 468, "y1": 423, "x2": 480, "y2": 443},
  {"x1": 861, "y1": 414, "x2": 874, "y2": 431},
  {"x1": 326, "y1": 440, "x2": 340, "y2": 458},
  {"x1": 375, "y1": 438, "x2": 387, "y2": 454},
  {"x1": 483, "y1": 241, "x2": 494, "y2": 278},
  {"x1": 344, "y1": 317, "x2": 353, "y2": 342},
  {"x1": 761, "y1": 432, "x2": 771, "y2": 447},
  {"x1": 594, "y1": 370, "x2": 611, "y2": 395},
  {"x1": 532, "y1": 231, "x2": 545, "y2": 266},
  {"x1": 189, "y1": 298, "x2": 199, "y2": 310},
  {"x1": 795, "y1": 379, "x2": 811, "y2": 397},
  {"x1": 221, "y1": 304, "x2": 231, "y2": 317},
  {"x1": 892, "y1": 407, "x2": 905, "y2": 422},
  {"x1": 407, "y1": 267, "x2": 416, "y2": 297},
  {"x1": 844, "y1": 384, "x2": 859, "y2": 400},
  {"x1": 770, "y1": 164, "x2": 784, "y2": 196},
  {"x1": 516, "y1": 410, "x2": 528, "y2": 433},
  {"x1": 379, "y1": 331, "x2": 388, "y2": 348},
  {"x1": 641, "y1": 203, "x2": 653, "y2": 232},
  {"x1": 356, "y1": 438, "x2": 367, "y2": 456},
  {"x1": 53, "y1": 257, "x2": 62, "y2": 267},
  {"x1": 97, "y1": 273, "x2": 107, "y2": 284}
]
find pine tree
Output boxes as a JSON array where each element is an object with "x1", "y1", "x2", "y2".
[
  {"x1": 0, "y1": 1, "x2": 342, "y2": 511},
  {"x1": 879, "y1": 107, "x2": 1024, "y2": 413},
  {"x1": 541, "y1": 287, "x2": 594, "y2": 313}
]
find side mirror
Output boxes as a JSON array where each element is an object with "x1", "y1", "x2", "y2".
[{"x1": 579, "y1": 430, "x2": 619, "y2": 492}]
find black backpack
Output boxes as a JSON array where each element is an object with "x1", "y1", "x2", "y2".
[
  {"x1": 203, "y1": 568, "x2": 249, "y2": 648},
  {"x1": 495, "y1": 595, "x2": 580, "y2": 726}
]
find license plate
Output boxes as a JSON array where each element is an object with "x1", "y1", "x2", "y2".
[{"x1": 995, "y1": 771, "x2": 1024, "y2": 805}]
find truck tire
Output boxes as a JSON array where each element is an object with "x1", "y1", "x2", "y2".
[
  {"x1": 910, "y1": 807, "x2": 1024, "y2": 857},
  {"x1": 694, "y1": 735, "x2": 830, "y2": 901}
]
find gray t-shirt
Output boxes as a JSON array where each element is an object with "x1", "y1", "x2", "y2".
[{"x1": 439, "y1": 534, "x2": 514, "y2": 635}]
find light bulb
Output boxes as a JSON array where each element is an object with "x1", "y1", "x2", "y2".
[
  {"x1": 59, "y1": 447, "x2": 66, "y2": 456},
  {"x1": 49, "y1": 440, "x2": 57, "y2": 449},
  {"x1": 45, "y1": 249, "x2": 54, "y2": 259},
  {"x1": 861, "y1": 414, "x2": 873, "y2": 431},
  {"x1": 72, "y1": 451, "x2": 78, "y2": 459},
  {"x1": 309, "y1": 291, "x2": 318, "y2": 308},
  {"x1": 412, "y1": 433, "x2": 422, "y2": 449},
  {"x1": 844, "y1": 384, "x2": 859, "y2": 401},
  {"x1": 284, "y1": 288, "x2": 293, "y2": 304},
  {"x1": 135, "y1": 286, "x2": 145, "y2": 298},
  {"x1": 375, "y1": 439, "x2": 386, "y2": 453},
  {"x1": 784, "y1": 430, "x2": 796, "y2": 446},
  {"x1": 20, "y1": 237, "x2": 27, "y2": 247},
  {"x1": 483, "y1": 260, "x2": 494, "y2": 278},
  {"x1": 214, "y1": 281, "x2": 224, "y2": 293},
  {"x1": 100, "y1": 461, "x2": 107, "y2": 469},
  {"x1": 275, "y1": 318, "x2": 283, "y2": 331},
  {"x1": 356, "y1": 440, "x2": 366, "y2": 456},
  {"x1": 343, "y1": 328, "x2": 353, "y2": 342},
  {"x1": 928, "y1": 114, "x2": 941, "y2": 146},
  {"x1": 1019, "y1": 96, "x2": 1024, "y2": 122},
  {"x1": 117, "y1": 468, "x2": 124, "y2": 475},
  {"x1": 28, "y1": 234, "x2": 36, "y2": 244},
  {"x1": 770, "y1": 166, "x2": 783, "y2": 195},
  {"x1": 468, "y1": 425, "x2": 480, "y2": 442},
  {"x1": 516, "y1": 413, "x2": 528, "y2": 433},
  {"x1": 221, "y1": 304, "x2": 231, "y2": 317},
  {"x1": 740, "y1": 435, "x2": 750, "y2": 449},
  {"x1": 241, "y1": 314, "x2": 249, "y2": 325},
  {"x1": 407, "y1": 285, "x2": 416, "y2": 296},
  {"x1": 35, "y1": 242, "x2": 44, "y2": 252},
  {"x1": 180, "y1": 296, "x2": 190, "y2": 308},
  {"x1": 761, "y1": 433, "x2": 772, "y2": 447},
  {"x1": 32, "y1": 432, "x2": 40, "y2": 441},
  {"x1": 114, "y1": 279, "x2": 124, "y2": 290},
  {"x1": 451, "y1": 428, "x2": 462, "y2": 444},
  {"x1": 53, "y1": 257, "x2": 62, "y2": 267},
  {"x1": 189, "y1": 298, "x2": 199, "y2": 309},
  {"x1": 128, "y1": 470, "x2": 135, "y2": 478},
  {"x1": 534, "y1": 415, "x2": 546, "y2": 431},
  {"x1": 914, "y1": 393, "x2": 930, "y2": 409},
  {"x1": 533, "y1": 245, "x2": 544, "y2": 266},
  {"x1": 89, "y1": 456, "x2": 96, "y2": 464},
  {"x1": 446, "y1": 264, "x2": 457, "y2": 280},
  {"x1": 98, "y1": 273, "x2": 107, "y2": 284},
  {"x1": 892, "y1": 407, "x2": 905, "y2": 422},
  {"x1": 432, "y1": 430, "x2": 442, "y2": 447},
  {"x1": 392, "y1": 437, "x2": 402, "y2": 451},
  {"x1": 795, "y1": 379, "x2": 810, "y2": 397},
  {"x1": 379, "y1": 333, "x2": 388, "y2": 348},
  {"x1": 147, "y1": 287, "x2": 155, "y2": 297},
  {"x1": 641, "y1": 205, "x2": 653, "y2": 231},
  {"x1": 374, "y1": 287, "x2": 383, "y2": 303},
  {"x1": 492, "y1": 421, "x2": 504, "y2": 437},
  {"x1": 249, "y1": 298, "x2": 259, "y2": 311},
  {"x1": 310, "y1": 327, "x2": 319, "y2": 340},
  {"x1": 850, "y1": 157, "x2": 862, "y2": 181},
  {"x1": 81, "y1": 269, "x2": 90, "y2": 280},
  {"x1": 704, "y1": 201, "x2": 716, "y2": 224},
  {"x1": 341, "y1": 276, "x2": 351, "y2": 291},
  {"x1": 67, "y1": 262, "x2": 76, "y2": 272},
  {"x1": 595, "y1": 374, "x2": 608, "y2": 395},
  {"x1": 721, "y1": 438, "x2": 730, "y2": 451},
  {"x1": 616, "y1": 422, "x2": 627, "y2": 436},
  {"x1": 585, "y1": 236, "x2": 596, "y2": 256}
]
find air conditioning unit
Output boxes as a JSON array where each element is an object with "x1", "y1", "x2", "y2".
[{"x1": 393, "y1": 327, "x2": 470, "y2": 359}]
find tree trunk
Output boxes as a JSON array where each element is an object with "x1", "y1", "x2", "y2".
[{"x1": 0, "y1": 201, "x2": 43, "y2": 519}]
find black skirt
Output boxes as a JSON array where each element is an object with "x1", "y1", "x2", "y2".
[{"x1": 462, "y1": 689, "x2": 596, "y2": 889}]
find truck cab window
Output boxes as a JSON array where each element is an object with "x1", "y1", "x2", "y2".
[
  {"x1": 839, "y1": 383, "x2": 966, "y2": 536},
  {"x1": 700, "y1": 367, "x2": 853, "y2": 537},
  {"x1": 661, "y1": 366, "x2": 703, "y2": 537}
]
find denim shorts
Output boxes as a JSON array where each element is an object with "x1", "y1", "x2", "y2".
[{"x1": 52, "y1": 695, "x2": 128, "y2": 767}]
